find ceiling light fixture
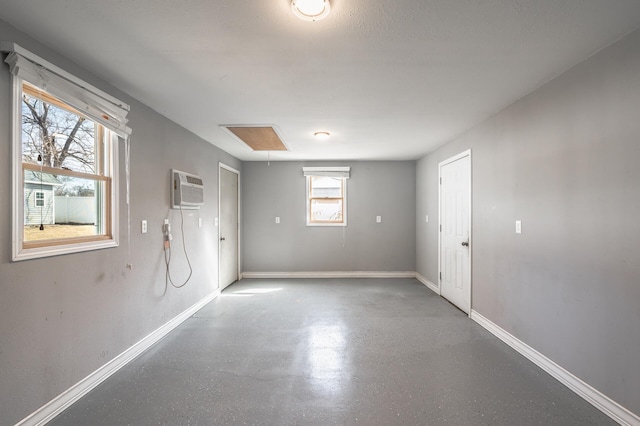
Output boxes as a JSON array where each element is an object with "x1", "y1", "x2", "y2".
[
  {"x1": 314, "y1": 131, "x2": 330, "y2": 140},
  {"x1": 292, "y1": 0, "x2": 331, "y2": 22}
]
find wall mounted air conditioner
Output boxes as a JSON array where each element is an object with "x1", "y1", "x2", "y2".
[{"x1": 171, "y1": 169, "x2": 204, "y2": 209}]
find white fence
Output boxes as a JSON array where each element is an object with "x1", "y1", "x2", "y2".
[{"x1": 54, "y1": 196, "x2": 96, "y2": 224}]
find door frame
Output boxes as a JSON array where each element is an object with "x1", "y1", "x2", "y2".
[
  {"x1": 437, "y1": 149, "x2": 472, "y2": 316},
  {"x1": 218, "y1": 162, "x2": 241, "y2": 290}
]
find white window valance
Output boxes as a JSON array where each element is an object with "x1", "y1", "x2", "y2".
[
  {"x1": 1, "y1": 42, "x2": 131, "y2": 137},
  {"x1": 302, "y1": 166, "x2": 350, "y2": 179}
]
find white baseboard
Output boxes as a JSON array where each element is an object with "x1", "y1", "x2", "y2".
[
  {"x1": 470, "y1": 310, "x2": 639, "y2": 426},
  {"x1": 415, "y1": 273, "x2": 439, "y2": 294},
  {"x1": 241, "y1": 271, "x2": 416, "y2": 279},
  {"x1": 17, "y1": 290, "x2": 220, "y2": 426}
]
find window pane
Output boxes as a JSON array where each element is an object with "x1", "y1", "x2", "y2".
[
  {"x1": 35, "y1": 192, "x2": 44, "y2": 206},
  {"x1": 22, "y1": 87, "x2": 96, "y2": 174},
  {"x1": 311, "y1": 199, "x2": 343, "y2": 222},
  {"x1": 310, "y1": 176, "x2": 342, "y2": 198},
  {"x1": 24, "y1": 172, "x2": 104, "y2": 242}
]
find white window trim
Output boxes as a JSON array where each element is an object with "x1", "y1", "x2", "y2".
[
  {"x1": 304, "y1": 167, "x2": 350, "y2": 227},
  {"x1": 11, "y1": 108, "x2": 120, "y2": 261},
  {"x1": 4, "y1": 44, "x2": 126, "y2": 261}
]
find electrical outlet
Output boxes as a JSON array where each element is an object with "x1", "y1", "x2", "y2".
[
  {"x1": 141, "y1": 220, "x2": 147, "y2": 234},
  {"x1": 163, "y1": 219, "x2": 172, "y2": 249},
  {"x1": 425, "y1": 215, "x2": 429, "y2": 223},
  {"x1": 275, "y1": 217, "x2": 280, "y2": 224},
  {"x1": 376, "y1": 216, "x2": 382, "y2": 223},
  {"x1": 515, "y1": 220, "x2": 522, "y2": 234},
  {"x1": 199, "y1": 217, "x2": 203, "y2": 228}
]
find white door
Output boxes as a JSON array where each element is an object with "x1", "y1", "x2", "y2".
[
  {"x1": 219, "y1": 165, "x2": 239, "y2": 290},
  {"x1": 439, "y1": 151, "x2": 471, "y2": 314}
]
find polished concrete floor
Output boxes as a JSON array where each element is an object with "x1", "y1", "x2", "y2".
[{"x1": 50, "y1": 278, "x2": 614, "y2": 425}]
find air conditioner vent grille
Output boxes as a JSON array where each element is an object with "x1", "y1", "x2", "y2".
[{"x1": 186, "y1": 176, "x2": 203, "y2": 185}]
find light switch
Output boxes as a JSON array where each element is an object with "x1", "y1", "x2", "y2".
[
  {"x1": 425, "y1": 215, "x2": 429, "y2": 223},
  {"x1": 141, "y1": 220, "x2": 147, "y2": 234},
  {"x1": 515, "y1": 220, "x2": 522, "y2": 234},
  {"x1": 214, "y1": 217, "x2": 219, "y2": 227},
  {"x1": 198, "y1": 217, "x2": 203, "y2": 228},
  {"x1": 275, "y1": 217, "x2": 280, "y2": 224},
  {"x1": 376, "y1": 216, "x2": 382, "y2": 223}
]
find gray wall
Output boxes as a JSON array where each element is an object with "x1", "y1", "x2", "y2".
[
  {"x1": 416, "y1": 27, "x2": 640, "y2": 414},
  {"x1": 0, "y1": 19, "x2": 241, "y2": 425},
  {"x1": 242, "y1": 161, "x2": 416, "y2": 272}
]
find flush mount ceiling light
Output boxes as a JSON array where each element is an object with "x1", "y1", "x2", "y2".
[
  {"x1": 314, "y1": 131, "x2": 331, "y2": 140},
  {"x1": 292, "y1": 0, "x2": 331, "y2": 21}
]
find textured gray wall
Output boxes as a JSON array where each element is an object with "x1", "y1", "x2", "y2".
[
  {"x1": 416, "y1": 28, "x2": 640, "y2": 414},
  {"x1": 0, "y1": 19, "x2": 241, "y2": 424},
  {"x1": 242, "y1": 161, "x2": 416, "y2": 272}
]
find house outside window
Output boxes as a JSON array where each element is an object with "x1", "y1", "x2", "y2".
[{"x1": 25, "y1": 173, "x2": 61, "y2": 226}]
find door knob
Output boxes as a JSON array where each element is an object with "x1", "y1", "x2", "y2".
[
  {"x1": 220, "y1": 237, "x2": 226, "y2": 241},
  {"x1": 461, "y1": 240, "x2": 469, "y2": 247}
]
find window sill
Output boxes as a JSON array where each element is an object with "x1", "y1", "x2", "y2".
[
  {"x1": 13, "y1": 238, "x2": 118, "y2": 261},
  {"x1": 306, "y1": 222, "x2": 347, "y2": 227}
]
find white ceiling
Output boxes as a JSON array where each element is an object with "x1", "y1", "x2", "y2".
[{"x1": 2, "y1": 1, "x2": 640, "y2": 161}]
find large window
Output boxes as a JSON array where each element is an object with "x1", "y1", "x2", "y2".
[
  {"x1": 6, "y1": 45, "x2": 130, "y2": 260},
  {"x1": 20, "y1": 82, "x2": 113, "y2": 245},
  {"x1": 303, "y1": 167, "x2": 350, "y2": 227}
]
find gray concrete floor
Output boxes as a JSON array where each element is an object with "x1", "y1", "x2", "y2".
[{"x1": 50, "y1": 278, "x2": 615, "y2": 425}]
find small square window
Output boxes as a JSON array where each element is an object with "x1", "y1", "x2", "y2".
[
  {"x1": 306, "y1": 176, "x2": 346, "y2": 226},
  {"x1": 34, "y1": 191, "x2": 44, "y2": 207}
]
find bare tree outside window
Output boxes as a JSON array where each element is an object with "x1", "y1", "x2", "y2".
[{"x1": 22, "y1": 88, "x2": 97, "y2": 196}]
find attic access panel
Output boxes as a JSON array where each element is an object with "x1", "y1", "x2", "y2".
[{"x1": 222, "y1": 126, "x2": 288, "y2": 151}]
